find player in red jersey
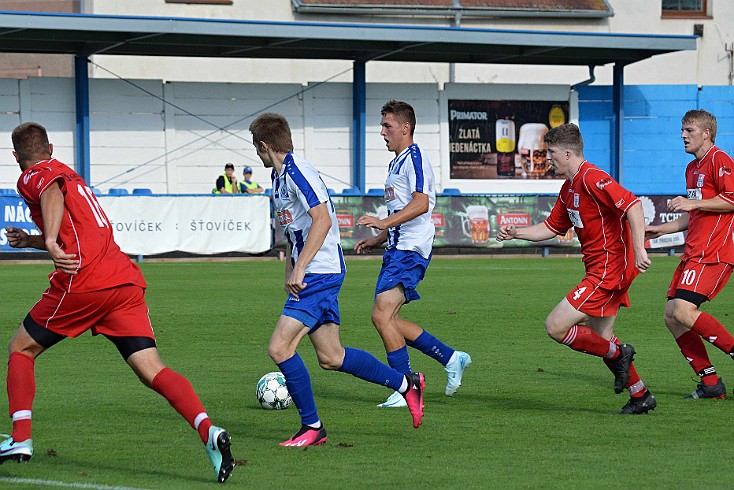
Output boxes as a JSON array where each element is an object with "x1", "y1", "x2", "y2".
[
  {"x1": 496, "y1": 123, "x2": 655, "y2": 414},
  {"x1": 646, "y1": 109, "x2": 734, "y2": 400},
  {"x1": 0, "y1": 122, "x2": 235, "y2": 483}
]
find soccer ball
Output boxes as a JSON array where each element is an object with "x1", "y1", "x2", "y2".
[{"x1": 256, "y1": 371, "x2": 292, "y2": 410}]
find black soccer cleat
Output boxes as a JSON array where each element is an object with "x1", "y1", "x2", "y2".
[
  {"x1": 617, "y1": 390, "x2": 656, "y2": 415},
  {"x1": 684, "y1": 377, "x2": 726, "y2": 399},
  {"x1": 608, "y1": 343, "x2": 635, "y2": 394}
]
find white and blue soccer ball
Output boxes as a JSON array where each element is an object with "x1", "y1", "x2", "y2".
[{"x1": 256, "y1": 371, "x2": 292, "y2": 410}]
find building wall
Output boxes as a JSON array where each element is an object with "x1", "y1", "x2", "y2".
[
  {"x1": 84, "y1": 0, "x2": 734, "y2": 87},
  {"x1": 1, "y1": 77, "x2": 731, "y2": 197}
]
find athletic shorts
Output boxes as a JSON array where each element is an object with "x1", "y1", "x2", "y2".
[
  {"x1": 28, "y1": 284, "x2": 155, "y2": 339},
  {"x1": 667, "y1": 260, "x2": 733, "y2": 301},
  {"x1": 565, "y1": 276, "x2": 631, "y2": 318},
  {"x1": 374, "y1": 248, "x2": 431, "y2": 304},
  {"x1": 282, "y1": 272, "x2": 343, "y2": 331}
]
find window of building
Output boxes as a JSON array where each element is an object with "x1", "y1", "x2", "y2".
[{"x1": 662, "y1": 0, "x2": 709, "y2": 18}]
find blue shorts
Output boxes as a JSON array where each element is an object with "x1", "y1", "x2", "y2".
[
  {"x1": 375, "y1": 248, "x2": 431, "y2": 304},
  {"x1": 282, "y1": 272, "x2": 343, "y2": 331}
]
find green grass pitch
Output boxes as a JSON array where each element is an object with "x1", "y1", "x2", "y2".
[{"x1": 1, "y1": 255, "x2": 734, "y2": 488}]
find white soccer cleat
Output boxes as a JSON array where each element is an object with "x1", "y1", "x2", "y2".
[
  {"x1": 445, "y1": 351, "x2": 472, "y2": 396},
  {"x1": 377, "y1": 390, "x2": 408, "y2": 408}
]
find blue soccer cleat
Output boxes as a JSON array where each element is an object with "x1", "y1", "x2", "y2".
[
  {"x1": 445, "y1": 351, "x2": 472, "y2": 396},
  {"x1": 206, "y1": 426, "x2": 235, "y2": 483},
  {"x1": 0, "y1": 435, "x2": 33, "y2": 464}
]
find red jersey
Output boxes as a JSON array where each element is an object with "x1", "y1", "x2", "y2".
[
  {"x1": 681, "y1": 145, "x2": 734, "y2": 265},
  {"x1": 17, "y1": 158, "x2": 146, "y2": 293},
  {"x1": 544, "y1": 161, "x2": 640, "y2": 290}
]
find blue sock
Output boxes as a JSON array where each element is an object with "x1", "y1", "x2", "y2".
[
  {"x1": 386, "y1": 345, "x2": 411, "y2": 375},
  {"x1": 339, "y1": 347, "x2": 404, "y2": 392},
  {"x1": 277, "y1": 353, "x2": 319, "y2": 426},
  {"x1": 408, "y1": 330, "x2": 455, "y2": 367}
]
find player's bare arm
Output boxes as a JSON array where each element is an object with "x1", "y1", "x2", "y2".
[
  {"x1": 39, "y1": 182, "x2": 79, "y2": 274},
  {"x1": 626, "y1": 202, "x2": 651, "y2": 273},
  {"x1": 669, "y1": 194, "x2": 734, "y2": 213},
  {"x1": 357, "y1": 191, "x2": 428, "y2": 231},
  {"x1": 354, "y1": 229, "x2": 387, "y2": 254},
  {"x1": 5, "y1": 226, "x2": 45, "y2": 250},
  {"x1": 496, "y1": 222, "x2": 556, "y2": 242},
  {"x1": 285, "y1": 201, "x2": 330, "y2": 297},
  {"x1": 645, "y1": 213, "x2": 689, "y2": 239}
]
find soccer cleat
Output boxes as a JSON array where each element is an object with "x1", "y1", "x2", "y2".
[
  {"x1": 0, "y1": 435, "x2": 33, "y2": 464},
  {"x1": 205, "y1": 426, "x2": 235, "y2": 483},
  {"x1": 445, "y1": 351, "x2": 472, "y2": 396},
  {"x1": 684, "y1": 377, "x2": 726, "y2": 399},
  {"x1": 378, "y1": 390, "x2": 408, "y2": 408},
  {"x1": 279, "y1": 425, "x2": 327, "y2": 447},
  {"x1": 607, "y1": 343, "x2": 635, "y2": 394},
  {"x1": 402, "y1": 372, "x2": 425, "y2": 428},
  {"x1": 617, "y1": 390, "x2": 657, "y2": 415}
]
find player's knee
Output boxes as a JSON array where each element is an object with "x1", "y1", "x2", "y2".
[
  {"x1": 544, "y1": 319, "x2": 566, "y2": 343},
  {"x1": 669, "y1": 301, "x2": 697, "y2": 328},
  {"x1": 268, "y1": 343, "x2": 292, "y2": 364}
]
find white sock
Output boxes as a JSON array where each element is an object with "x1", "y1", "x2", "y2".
[{"x1": 447, "y1": 352, "x2": 458, "y2": 365}]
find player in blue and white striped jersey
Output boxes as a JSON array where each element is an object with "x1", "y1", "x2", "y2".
[
  {"x1": 249, "y1": 113, "x2": 425, "y2": 447},
  {"x1": 355, "y1": 100, "x2": 472, "y2": 408}
]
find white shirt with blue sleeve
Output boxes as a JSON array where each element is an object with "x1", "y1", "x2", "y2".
[
  {"x1": 383, "y1": 143, "x2": 436, "y2": 259},
  {"x1": 272, "y1": 152, "x2": 345, "y2": 274}
]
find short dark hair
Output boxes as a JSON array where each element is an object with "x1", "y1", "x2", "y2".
[
  {"x1": 682, "y1": 109, "x2": 717, "y2": 143},
  {"x1": 249, "y1": 113, "x2": 294, "y2": 153},
  {"x1": 381, "y1": 100, "x2": 416, "y2": 136},
  {"x1": 12, "y1": 122, "x2": 51, "y2": 162},
  {"x1": 544, "y1": 123, "x2": 584, "y2": 156}
]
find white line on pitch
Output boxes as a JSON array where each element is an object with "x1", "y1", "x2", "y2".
[{"x1": 0, "y1": 476, "x2": 149, "y2": 490}]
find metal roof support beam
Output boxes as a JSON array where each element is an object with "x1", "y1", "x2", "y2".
[
  {"x1": 611, "y1": 63, "x2": 624, "y2": 184},
  {"x1": 352, "y1": 60, "x2": 366, "y2": 192},
  {"x1": 74, "y1": 55, "x2": 91, "y2": 185}
]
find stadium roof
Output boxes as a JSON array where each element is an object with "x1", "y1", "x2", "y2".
[{"x1": 0, "y1": 10, "x2": 695, "y2": 67}]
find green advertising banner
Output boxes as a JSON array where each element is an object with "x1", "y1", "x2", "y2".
[{"x1": 272, "y1": 195, "x2": 684, "y2": 252}]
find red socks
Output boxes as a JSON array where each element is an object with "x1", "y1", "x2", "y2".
[
  {"x1": 691, "y1": 312, "x2": 734, "y2": 356},
  {"x1": 7, "y1": 352, "x2": 35, "y2": 442},
  {"x1": 561, "y1": 325, "x2": 614, "y2": 358},
  {"x1": 151, "y1": 367, "x2": 212, "y2": 443},
  {"x1": 676, "y1": 329, "x2": 719, "y2": 386}
]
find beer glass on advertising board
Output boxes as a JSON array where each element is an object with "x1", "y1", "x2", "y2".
[
  {"x1": 518, "y1": 123, "x2": 548, "y2": 178},
  {"x1": 461, "y1": 205, "x2": 490, "y2": 244}
]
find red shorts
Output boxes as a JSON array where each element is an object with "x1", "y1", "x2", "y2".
[
  {"x1": 29, "y1": 284, "x2": 155, "y2": 339},
  {"x1": 667, "y1": 260, "x2": 732, "y2": 301},
  {"x1": 566, "y1": 276, "x2": 631, "y2": 318}
]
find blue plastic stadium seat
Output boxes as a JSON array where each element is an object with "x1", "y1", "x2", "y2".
[
  {"x1": 132, "y1": 187, "x2": 153, "y2": 195},
  {"x1": 340, "y1": 187, "x2": 361, "y2": 196},
  {"x1": 0, "y1": 188, "x2": 18, "y2": 195},
  {"x1": 367, "y1": 188, "x2": 384, "y2": 196},
  {"x1": 327, "y1": 188, "x2": 337, "y2": 196},
  {"x1": 264, "y1": 188, "x2": 273, "y2": 196},
  {"x1": 90, "y1": 187, "x2": 101, "y2": 196},
  {"x1": 107, "y1": 188, "x2": 129, "y2": 196},
  {"x1": 440, "y1": 188, "x2": 461, "y2": 196}
]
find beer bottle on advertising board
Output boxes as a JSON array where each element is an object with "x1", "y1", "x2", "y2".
[{"x1": 495, "y1": 105, "x2": 516, "y2": 177}]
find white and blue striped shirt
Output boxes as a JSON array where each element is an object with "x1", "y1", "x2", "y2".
[
  {"x1": 272, "y1": 152, "x2": 345, "y2": 274},
  {"x1": 383, "y1": 143, "x2": 436, "y2": 259}
]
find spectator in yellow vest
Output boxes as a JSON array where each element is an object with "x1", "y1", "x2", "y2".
[
  {"x1": 239, "y1": 166, "x2": 264, "y2": 194},
  {"x1": 214, "y1": 163, "x2": 239, "y2": 194}
]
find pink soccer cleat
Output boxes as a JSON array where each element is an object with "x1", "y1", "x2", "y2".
[
  {"x1": 402, "y1": 372, "x2": 425, "y2": 428},
  {"x1": 279, "y1": 425, "x2": 327, "y2": 447}
]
